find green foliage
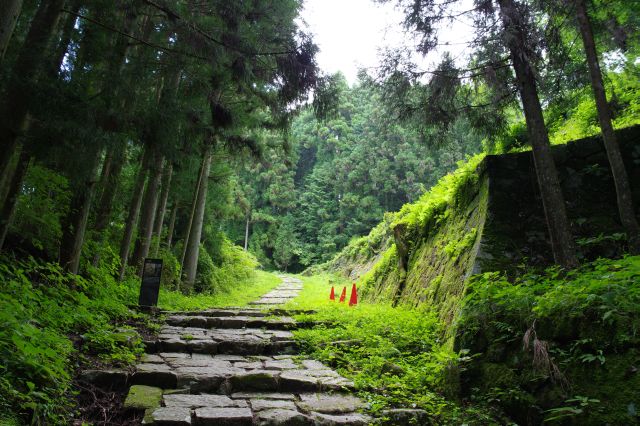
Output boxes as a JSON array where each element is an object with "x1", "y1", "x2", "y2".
[
  {"x1": 11, "y1": 165, "x2": 71, "y2": 257},
  {"x1": 458, "y1": 256, "x2": 640, "y2": 424},
  {"x1": 227, "y1": 76, "x2": 483, "y2": 270},
  {"x1": 287, "y1": 274, "x2": 497, "y2": 424},
  {"x1": 158, "y1": 270, "x2": 280, "y2": 310},
  {"x1": 194, "y1": 238, "x2": 259, "y2": 294},
  {"x1": 0, "y1": 257, "x2": 142, "y2": 424},
  {"x1": 158, "y1": 247, "x2": 181, "y2": 291},
  {"x1": 548, "y1": 65, "x2": 640, "y2": 144},
  {"x1": 391, "y1": 154, "x2": 484, "y2": 241}
]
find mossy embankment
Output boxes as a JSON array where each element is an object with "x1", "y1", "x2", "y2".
[{"x1": 322, "y1": 125, "x2": 640, "y2": 424}]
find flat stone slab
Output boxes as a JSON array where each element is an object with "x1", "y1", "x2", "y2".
[
  {"x1": 193, "y1": 407, "x2": 253, "y2": 425},
  {"x1": 250, "y1": 399, "x2": 297, "y2": 411},
  {"x1": 152, "y1": 407, "x2": 192, "y2": 425},
  {"x1": 256, "y1": 409, "x2": 311, "y2": 425},
  {"x1": 164, "y1": 394, "x2": 246, "y2": 408},
  {"x1": 250, "y1": 298, "x2": 294, "y2": 305},
  {"x1": 231, "y1": 392, "x2": 296, "y2": 400},
  {"x1": 297, "y1": 394, "x2": 365, "y2": 414},
  {"x1": 151, "y1": 326, "x2": 297, "y2": 356}
]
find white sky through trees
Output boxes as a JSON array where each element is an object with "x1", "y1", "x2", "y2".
[{"x1": 299, "y1": 0, "x2": 475, "y2": 85}]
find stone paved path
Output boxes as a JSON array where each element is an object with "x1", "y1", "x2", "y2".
[{"x1": 117, "y1": 276, "x2": 372, "y2": 425}]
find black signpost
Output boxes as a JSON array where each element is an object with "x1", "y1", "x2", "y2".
[{"x1": 139, "y1": 258, "x2": 163, "y2": 307}]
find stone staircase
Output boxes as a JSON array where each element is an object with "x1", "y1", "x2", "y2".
[{"x1": 115, "y1": 277, "x2": 372, "y2": 425}]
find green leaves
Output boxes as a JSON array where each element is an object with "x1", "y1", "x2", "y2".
[{"x1": 0, "y1": 256, "x2": 142, "y2": 423}]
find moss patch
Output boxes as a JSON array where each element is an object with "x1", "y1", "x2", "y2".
[{"x1": 123, "y1": 385, "x2": 163, "y2": 410}]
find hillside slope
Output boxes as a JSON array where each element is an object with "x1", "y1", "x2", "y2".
[{"x1": 326, "y1": 125, "x2": 640, "y2": 333}]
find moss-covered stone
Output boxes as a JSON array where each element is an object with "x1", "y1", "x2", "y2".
[{"x1": 124, "y1": 385, "x2": 163, "y2": 411}]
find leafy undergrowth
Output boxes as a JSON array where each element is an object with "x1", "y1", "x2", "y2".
[
  {"x1": 457, "y1": 255, "x2": 640, "y2": 425},
  {"x1": 0, "y1": 256, "x2": 145, "y2": 425},
  {"x1": 157, "y1": 269, "x2": 282, "y2": 310},
  {"x1": 285, "y1": 274, "x2": 498, "y2": 424}
]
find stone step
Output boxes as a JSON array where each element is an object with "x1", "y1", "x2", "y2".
[
  {"x1": 144, "y1": 326, "x2": 299, "y2": 356},
  {"x1": 165, "y1": 315, "x2": 298, "y2": 330},
  {"x1": 249, "y1": 298, "x2": 294, "y2": 306},
  {"x1": 162, "y1": 308, "x2": 316, "y2": 318},
  {"x1": 162, "y1": 308, "x2": 269, "y2": 318},
  {"x1": 130, "y1": 354, "x2": 355, "y2": 394},
  {"x1": 127, "y1": 386, "x2": 371, "y2": 425}
]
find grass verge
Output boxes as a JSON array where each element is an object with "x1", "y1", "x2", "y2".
[
  {"x1": 157, "y1": 270, "x2": 282, "y2": 310},
  {"x1": 286, "y1": 273, "x2": 497, "y2": 424}
]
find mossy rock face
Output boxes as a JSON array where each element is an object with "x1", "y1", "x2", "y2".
[{"x1": 124, "y1": 385, "x2": 163, "y2": 410}]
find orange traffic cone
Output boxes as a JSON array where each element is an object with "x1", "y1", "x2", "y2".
[
  {"x1": 349, "y1": 283, "x2": 358, "y2": 306},
  {"x1": 339, "y1": 286, "x2": 346, "y2": 303},
  {"x1": 329, "y1": 286, "x2": 335, "y2": 301}
]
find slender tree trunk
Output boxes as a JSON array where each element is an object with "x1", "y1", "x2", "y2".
[
  {"x1": 0, "y1": 150, "x2": 30, "y2": 250},
  {"x1": 0, "y1": 0, "x2": 65, "y2": 180},
  {"x1": 183, "y1": 147, "x2": 212, "y2": 286},
  {"x1": 152, "y1": 162, "x2": 173, "y2": 256},
  {"x1": 166, "y1": 200, "x2": 178, "y2": 250},
  {"x1": 0, "y1": 144, "x2": 20, "y2": 207},
  {"x1": 575, "y1": 0, "x2": 640, "y2": 253},
  {"x1": 97, "y1": 150, "x2": 114, "y2": 195},
  {"x1": 0, "y1": 0, "x2": 23, "y2": 60},
  {"x1": 59, "y1": 149, "x2": 102, "y2": 273},
  {"x1": 119, "y1": 151, "x2": 149, "y2": 280},
  {"x1": 131, "y1": 151, "x2": 164, "y2": 271},
  {"x1": 498, "y1": 0, "x2": 578, "y2": 269},
  {"x1": 244, "y1": 216, "x2": 250, "y2": 251},
  {"x1": 180, "y1": 155, "x2": 206, "y2": 272},
  {"x1": 94, "y1": 147, "x2": 126, "y2": 236}
]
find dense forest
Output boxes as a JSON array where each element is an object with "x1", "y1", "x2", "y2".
[{"x1": 0, "y1": 0, "x2": 639, "y2": 424}]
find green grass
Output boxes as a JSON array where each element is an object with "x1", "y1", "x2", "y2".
[
  {"x1": 283, "y1": 273, "x2": 352, "y2": 311},
  {"x1": 286, "y1": 273, "x2": 496, "y2": 424},
  {"x1": 158, "y1": 270, "x2": 282, "y2": 310}
]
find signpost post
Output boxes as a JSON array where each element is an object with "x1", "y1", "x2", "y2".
[{"x1": 139, "y1": 258, "x2": 163, "y2": 307}]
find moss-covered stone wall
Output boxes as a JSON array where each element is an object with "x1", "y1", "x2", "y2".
[
  {"x1": 328, "y1": 125, "x2": 640, "y2": 332},
  {"x1": 476, "y1": 125, "x2": 640, "y2": 273}
]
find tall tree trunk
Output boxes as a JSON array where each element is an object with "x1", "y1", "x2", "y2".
[
  {"x1": 575, "y1": 0, "x2": 640, "y2": 253},
  {"x1": 0, "y1": 0, "x2": 23, "y2": 60},
  {"x1": 180, "y1": 154, "x2": 206, "y2": 272},
  {"x1": 96, "y1": 150, "x2": 114, "y2": 195},
  {"x1": 94, "y1": 146, "x2": 126, "y2": 236},
  {"x1": 59, "y1": 149, "x2": 102, "y2": 273},
  {"x1": 183, "y1": 147, "x2": 212, "y2": 286},
  {"x1": 498, "y1": 0, "x2": 578, "y2": 269},
  {"x1": 166, "y1": 200, "x2": 178, "y2": 250},
  {"x1": 0, "y1": 0, "x2": 65, "y2": 181},
  {"x1": 244, "y1": 216, "x2": 250, "y2": 251},
  {"x1": 152, "y1": 162, "x2": 173, "y2": 256},
  {"x1": 0, "y1": 149, "x2": 30, "y2": 250},
  {"x1": 131, "y1": 151, "x2": 164, "y2": 271},
  {"x1": 118, "y1": 151, "x2": 149, "y2": 280},
  {"x1": 0, "y1": 145, "x2": 20, "y2": 207},
  {"x1": 59, "y1": 6, "x2": 139, "y2": 274}
]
